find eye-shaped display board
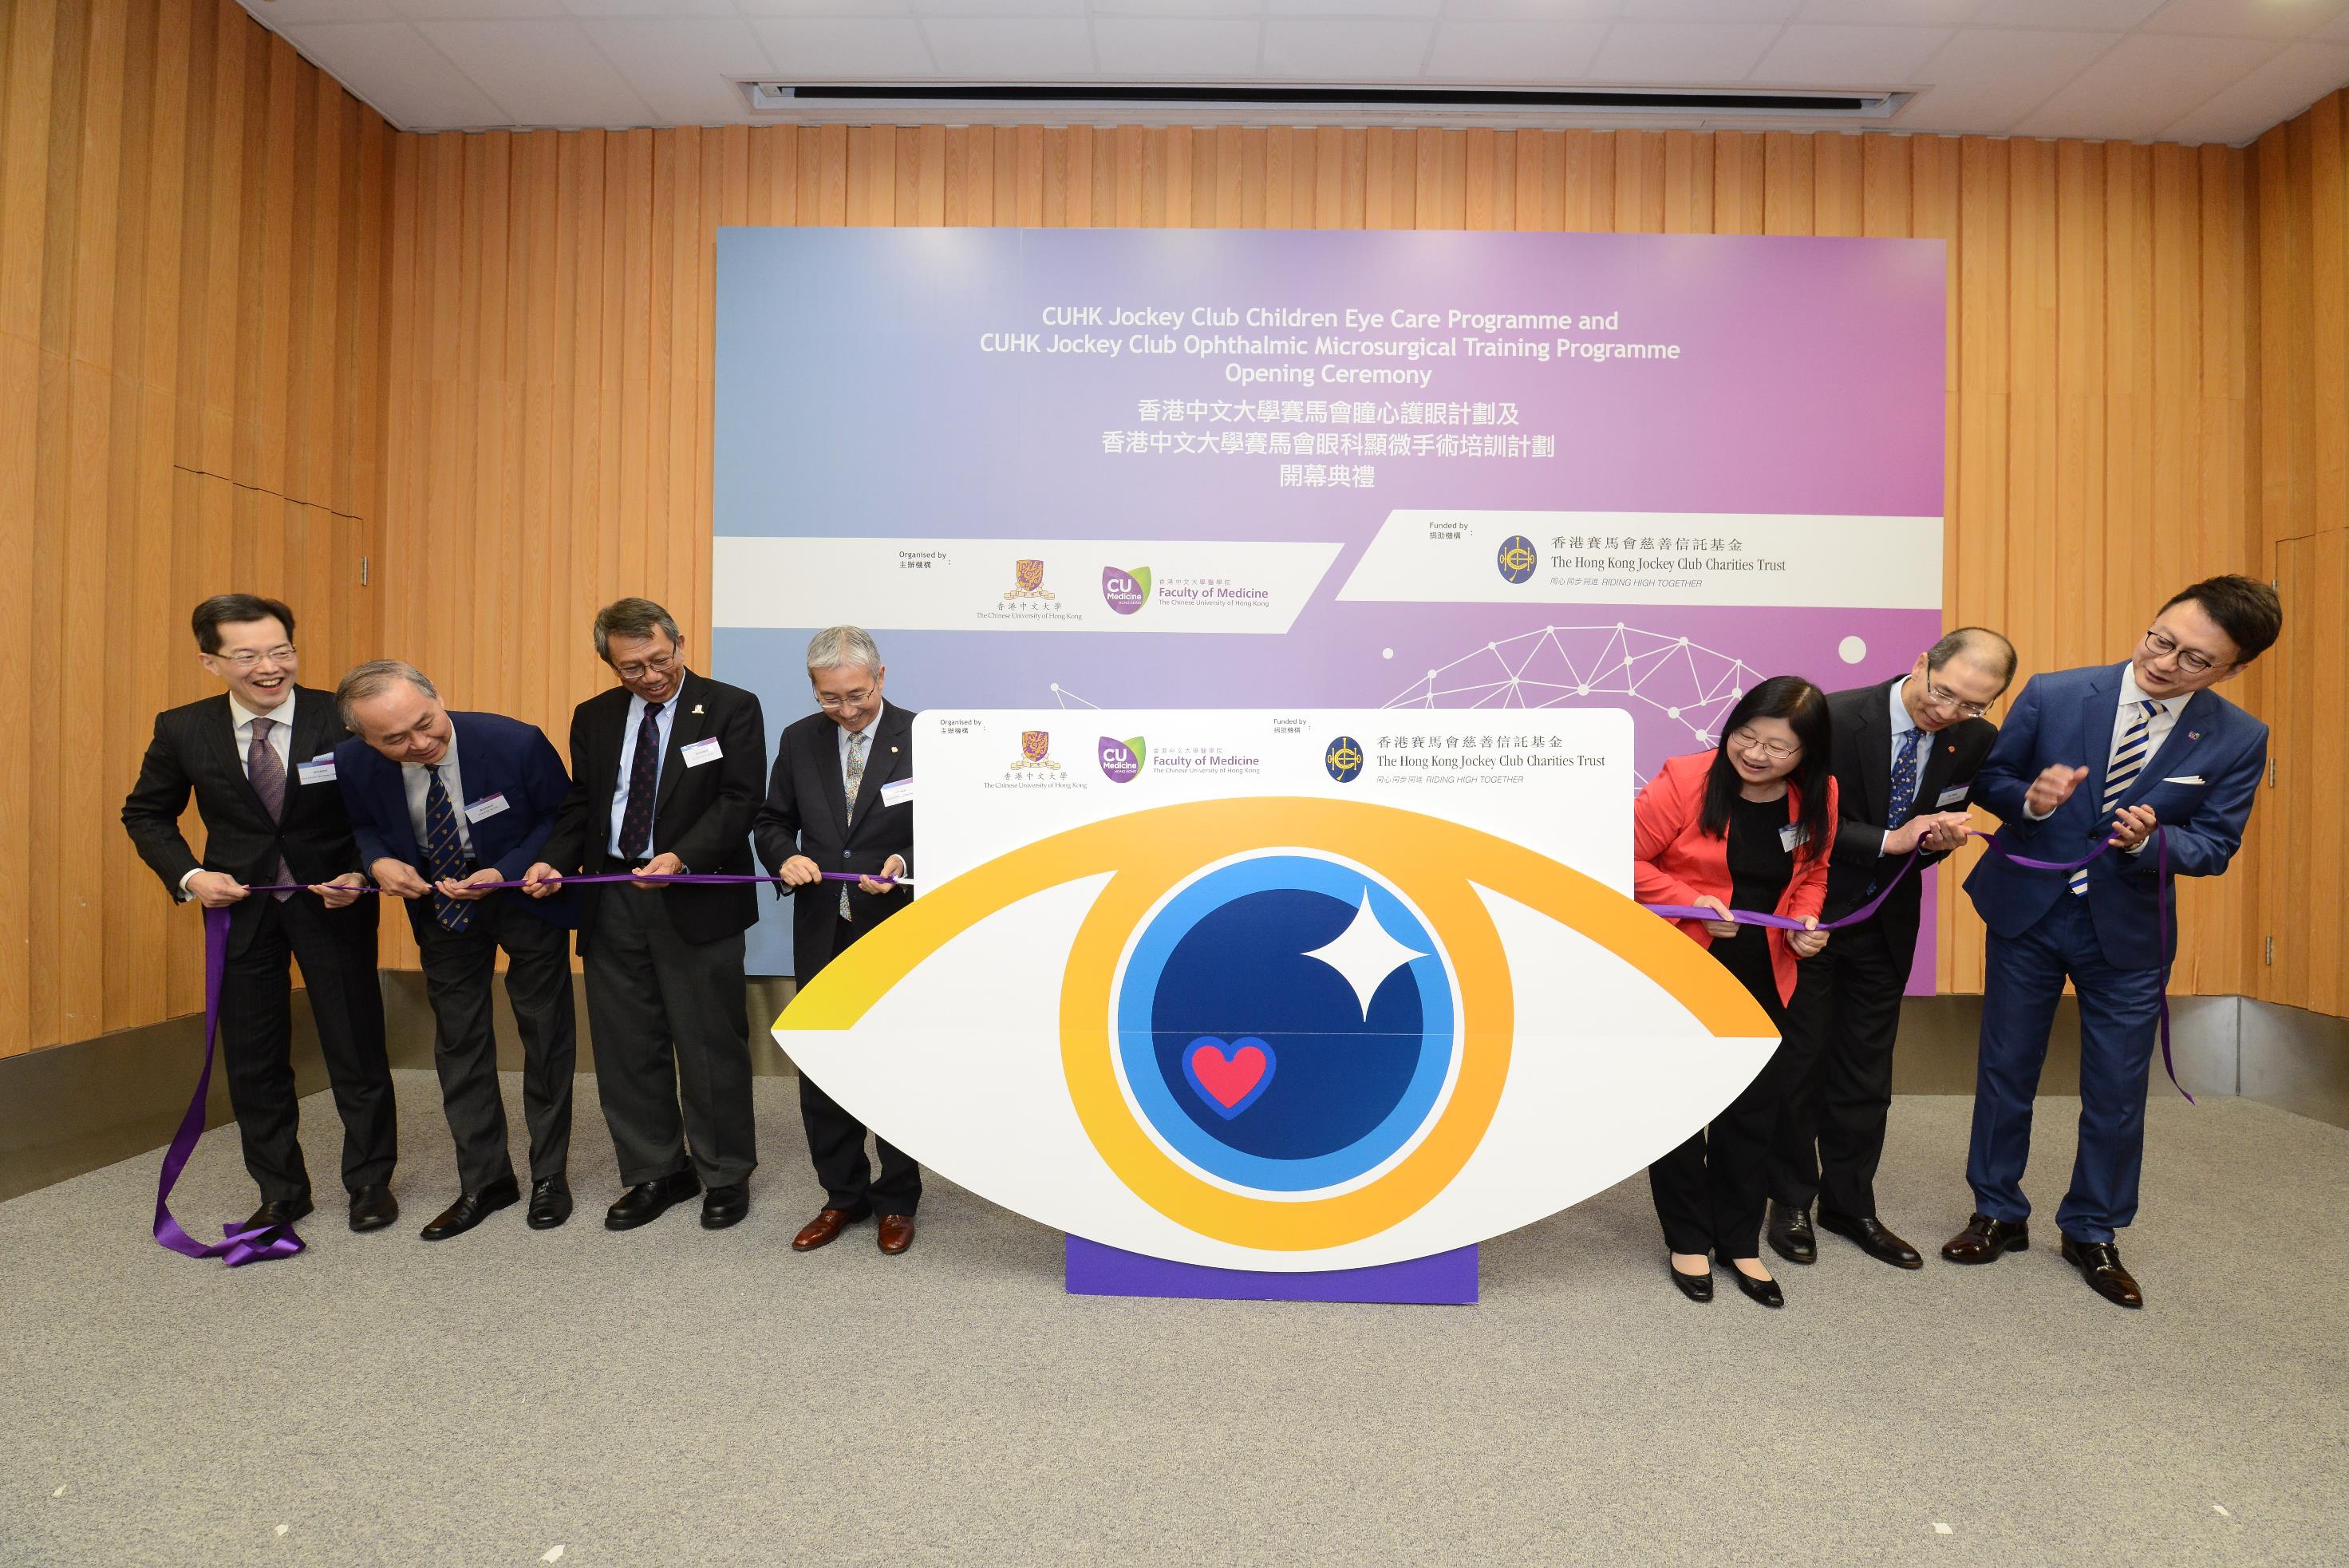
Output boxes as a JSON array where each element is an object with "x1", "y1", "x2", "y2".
[{"x1": 774, "y1": 709, "x2": 1775, "y2": 1297}]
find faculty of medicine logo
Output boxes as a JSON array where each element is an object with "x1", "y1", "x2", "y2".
[
  {"x1": 1324, "y1": 735, "x2": 1364, "y2": 784},
  {"x1": 1102, "y1": 567, "x2": 1152, "y2": 615},
  {"x1": 1012, "y1": 729, "x2": 1062, "y2": 771},
  {"x1": 1099, "y1": 736, "x2": 1147, "y2": 783},
  {"x1": 1003, "y1": 559, "x2": 1056, "y2": 601},
  {"x1": 1496, "y1": 534, "x2": 1538, "y2": 585}
]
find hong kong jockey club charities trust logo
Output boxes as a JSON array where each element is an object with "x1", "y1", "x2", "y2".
[
  {"x1": 1102, "y1": 567, "x2": 1152, "y2": 615},
  {"x1": 1325, "y1": 736, "x2": 1364, "y2": 784},
  {"x1": 1099, "y1": 736, "x2": 1146, "y2": 783},
  {"x1": 1004, "y1": 559, "x2": 1056, "y2": 601},
  {"x1": 1012, "y1": 730, "x2": 1062, "y2": 772},
  {"x1": 1496, "y1": 534, "x2": 1538, "y2": 585}
]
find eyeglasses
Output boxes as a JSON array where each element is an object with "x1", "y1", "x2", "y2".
[
  {"x1": 815, "y1": 686, "x2": 875, "y2": 711},
  {"x1": 2142, "y1": 629, "x2": 2222, "y2": 677},
  {"x1": 1920, "y1": 679, "x2": 1991, "y2": 720},
  {"x1": 215, "y1": 645, "x2": 296, "y2": 669},
  {"x1": 613, "y1": 651, "x2": 679, "y2": 680},
  {"x1": 1727, "y1": 727, "x2": 1801, "y2": 760}
]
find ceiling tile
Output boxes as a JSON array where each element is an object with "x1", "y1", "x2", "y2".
[
  {"x1": 736, "y1": 0, "x2": 913, "y2": 14},
  {"x1": 276, "y1": 21, "x2": 506, "y2": 129},
  {"x1": 1796, "y1": 0, "x2": 1981, "y2": 21},
  {"x1": 2012, "y1": 30, "x2": 2280, "y2": 138},
  {"x1": 2141, "y1": 0, "x2": 2346, "y2": 39},
  {"x1": 1746, "y1": 23, "x2": 1952, "y2": 85},
  {"x1": 1424, "y1": 20, "x2": 1609, "y2": 79},
  {"x1": 1441, "y1": 0, "x2": 1620, "y2": 18},
  {"x1": 1609, "y1": 0, "x2": 1798, "y2": 18},
  {"x1": 562, "y1": 0, "x2": 738, "y2": 18},
  {"x1": 748, "y1": 17, "x2": 935, "y2": 75},
  {"x1": 910, "y1": 0, "x2": 1087, "y2": 14},
  {"x1": 236, "y1": 0, "x2": 399, "y2": 26},
  {"x1": 384, "y1": 0, "x2": 564, "y2": 21},
  {"x1": 1586, "y1": 21, "x2": 1781, "y2": 81},
  {"x1": 1265, "y1": 0, "x2": 1443, "y2": 14},
  {"x1": 918, "y1": 17, "x2": 1098, "y2": 74},
  {"x1": 1259, "y1": 17, "x2": 1434, "y2": 75},
  {"x1": 1893, "y1": 26, "x2": 2118, "y2": 132},
  {"x1": 2161, "y1": 38, "x2": 2349, "y2": 139},
  {"x1": 1970, "y1": 0, "x2": 2162, "y2": 26},
  {"x1": 1092, "y1": 18, "x2": 1263, "y2": 73},
  {"x1": 1091, "y1": 0, "x2": 1266, "y2": 14},
  {"x1": 581, "y1": 18, "x2": 771, "y2": 121},
  {"x1": 415, "y1": 18, "x2": 657, "y2": 124}
]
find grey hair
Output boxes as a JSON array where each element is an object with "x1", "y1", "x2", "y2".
[
  {"x1": 1925, "y1": 626, "x2": 2018, "y2": 687},
  {"x1": 806, "y1": 625, "x2": 881, "y2": 677},
  {"x1": 593, "y1": 597, "x2": 683, "y2": 662},
  {"x1": 336, "y1": 659, "x2": 437, "y2": 729}
]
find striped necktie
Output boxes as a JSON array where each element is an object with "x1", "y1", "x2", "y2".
[
  {"x1": 424, "y1": 764, "x2": 472, "y2": 931},
  {"x1": 2072, "y1": 698, "x2": 2162, "y2": 897},
  {"x1": 839, "y1": 729, "x2": 868, "y2": 920}
]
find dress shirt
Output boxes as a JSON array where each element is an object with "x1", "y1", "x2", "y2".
[
  {"x1": 401, "y1": 725, "x2": 475, "y2": 860},
  {"x1": 836, "y1": 699, "x2": 886, "y2": 796},
  {"x1": 2023, "y1": 665, "x2": 2180, "y2": 853},
  {"x1": 1880, "y1": 676, "x2": 1925, "y2": 855},
  {"x1": 180, "y1": 691, "x2": 298, "y2": 895},
  {"x1": 607, "y1": 689, "x2": 679, "y2": 858}
]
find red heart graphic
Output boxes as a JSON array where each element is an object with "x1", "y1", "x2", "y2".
[{"x1": 1190, "y1": 1041, "x2": 1269, "y2": 1108}]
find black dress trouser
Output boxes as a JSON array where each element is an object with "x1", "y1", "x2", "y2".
[
  {"x1": 798, "y1": 909, "x2": 922, "y2": 1218},
  {"x1": 413, "y1": 894, "x2": 577, "y2": 1193},
  {"x1": 1769, "y1": 917, "x2": 1908, "y2": 1218}
]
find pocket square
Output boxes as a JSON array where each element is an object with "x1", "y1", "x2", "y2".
[{"x1": 2162, "y1": 776, "x2": 2206, "y2": 785}]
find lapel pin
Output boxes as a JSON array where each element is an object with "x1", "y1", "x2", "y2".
[
  {"x1": 692, "y1": 704, "x2": 704, "y2": 716},
  {"x1": 2188, "y1": 730, "x2": 2200, "y2": 741}
]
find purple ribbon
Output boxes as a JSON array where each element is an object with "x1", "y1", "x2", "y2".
[{"x1": 1640, "y1": 827, "x2": 2189, "y2": 1100}]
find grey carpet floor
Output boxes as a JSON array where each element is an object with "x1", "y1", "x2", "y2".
[{"x1": 2, "y1": 1072, "x2": 2343, "y2": 1568}]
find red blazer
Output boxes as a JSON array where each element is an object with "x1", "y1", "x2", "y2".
[{"x1": 1633, "y1": 749, "x2": 1836, "y2": 1006}]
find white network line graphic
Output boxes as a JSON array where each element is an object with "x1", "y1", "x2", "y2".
[
  {"x1": 1050, "y1": 683, "x2": 1102, "y2": 709},
  {"x1": 1380, "y1": 623, "x2": 1759, "y2": 750}
]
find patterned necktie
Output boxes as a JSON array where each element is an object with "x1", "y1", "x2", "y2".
[
  {"x1": 840, "y1": 729, "x2": 869, "y2": 920},
  {"x1": 247, "y1": 717, "x2": 296, "y2": 902},
  {"x1": 618, "y1": 701, "x2": 663, "y2": 862},
  {"x1": 424, "y1": 764, "x2": 472, "y2": 931},
  {"x1": 1887, "y1": 726, "x2": 1929, "y2": 831},
  {"x1": 2072, "y1": 698, "x2": 2163, "y2": 897}
]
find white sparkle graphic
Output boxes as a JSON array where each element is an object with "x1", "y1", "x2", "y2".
[{"x1": 1301, "y1": 893, "x2": 1427, "y2": 1020}]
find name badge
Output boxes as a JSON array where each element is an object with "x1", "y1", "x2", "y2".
[
  {"x1": 463, "y1": 792, "x2": 510, "y2": 823},
  {"x1": 297, "y1": 756, "x2": 337, "y2": 785},
  {"x1": 680, "y1": 737, "x2": 724, "y2": 768},
  {"x1": 1935, "y1": 784, "x2": 1969, "y2": 808},
  {"x1": 880, "y1": 777, "x2": 914, "y2": 809},
  {"x1": 1779, "y1": 823, "x2": 1810, "y2": 853}
]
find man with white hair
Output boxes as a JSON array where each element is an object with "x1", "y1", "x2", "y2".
[{"x1": 753, "y1": 626, "x2": 922, "y2": 1255}]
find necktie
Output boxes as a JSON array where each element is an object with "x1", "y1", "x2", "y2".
[
  {"x1": 618, "y1": 701, "x2": 663, "y2": 863},
  {"x1": 423, "y1": 764, "x2": 472, "y2": 932},
  {"x1": 2072, "y1": 698, "x2": 2163, "y2": 897},
  {"x1": 840, "y1": 729, "x2": 869, "y2": 920},
  {"x1": 247, "y1": 717, "x2": 296, "y2": 902},
  {"x1": 1887, "y1": 726, "x2": 1929, "y2": 831}
]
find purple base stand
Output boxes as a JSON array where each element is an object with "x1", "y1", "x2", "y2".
[{"x1": 1064, "y1": 1235, "x2": 1478, "y2": 1305}]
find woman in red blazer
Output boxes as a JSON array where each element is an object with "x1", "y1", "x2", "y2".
[{"x1": 1634, "y1": 675, "x2": 1837, "y2": 1309}]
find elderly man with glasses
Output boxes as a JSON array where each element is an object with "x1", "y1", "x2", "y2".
[
  {"x1": 1945, "y1": 578, "x2": 2281, "y2": 1308},
  {"x1": 1765, "y1": 628, "x2": 2017, "y2": 1275}
]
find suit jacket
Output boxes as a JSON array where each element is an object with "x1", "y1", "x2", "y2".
[
  {"x1": 538, "y1": 669, "x2": 768, "y2": 956},
  {"x1": 120, "y1": 685, "x2": 379, "y2": 958},
  {"x1": 1819, "y1": 676, "x2": 1998, "y2": 950},
  {"x1": 752, "y1": 702, "x2": 916, "y2": 981},
  {"x1": 333, "y1": 711, "x2": 576, "y2": 941},
  {"x1": 1966, "y1": 662, "x2": 2266, "y2": 970},
  {"x1": 1632, "y1": 749, "x2": 1836, "y2": 1007}
]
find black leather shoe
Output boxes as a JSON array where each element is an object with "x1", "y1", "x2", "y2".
[
  {"x1": 1668, "y1": 1260, "x2": 1713, "y2": 1302},
  {"x1": 2060, "y1": 1235, "x2": 2144, "y2": 1309},
  {"x1": 701, "y1": 1183, "x2": 749, "y2": 1230},
  {"x1": 420, "y1": 1176, "x2": 520, "y2": 1241},
  {"x1": 1729, "y1": 1266, "x2": 1786, "y2": 1309},
  {"x1": 348, "y1": 1185, "x2": 398, "y2": 1233},
  {"x1": 605, "y1": 1170, "x2": 701, "y2": 1231},
  {"x1": 526, "y1": 1179, "x2": 573, "y2": 1230},
  {"x1": 1940, "y1": 1212, "x2": 2030, "y2": 1263},
  {"x1": 1766, "y1": 1200, "x2": 1816, "y2": 1264},
  {"x1": 243, "y1": 1195, "x2": 313, "y2": 1232},
  {"x1": 1819, "y1": 1209, "x2": 1925, "y2": 1269}
]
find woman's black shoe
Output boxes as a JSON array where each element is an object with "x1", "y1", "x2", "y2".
[
  {"x1": 1729, "y1": 1266, "x2": 1785, "y2": 1309},
  {"x1": 1668, "y1": 1261, "x2": 1714, "y2": 1302}
]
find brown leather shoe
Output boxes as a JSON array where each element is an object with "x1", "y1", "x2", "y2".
[
  {"x1": 1940, "y1": 1212, "x2": 2030, "y2": 1263},
  {"x1": 877, "y1": 1213, "x2": 915, "y2": 1255},
  {"x1": 792, "y1": 1207, "x2": 863, "y2": 1251},
  {"x1": 2061, "y1": 1236, "x2": 2144, "y2": 1309}
]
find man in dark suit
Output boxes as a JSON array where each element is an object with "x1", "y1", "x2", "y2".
[
  {"x1": 1947, "y1": 577, "x2": 2280, "y2": 1308},
  {"x1": 335, "y1": 661, "x2": 577, "y2": 1240},
  {"x1": 523, "y1": 598, "x2": 766, "y2": 1232},
  {"x1": 1766, "y1": 628, "x2": 2013, "y2": 1270},
  {"x1": 752, "y1": 626, "x2": 920, "y2": 1257},
  {"x1": 120, "y1": 594, "x2": 398, "y2": 1235}
]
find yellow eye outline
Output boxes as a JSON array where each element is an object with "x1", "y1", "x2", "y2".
[{"x1": 780, "y1": 797, "x2": 1771, "y2": 1254}]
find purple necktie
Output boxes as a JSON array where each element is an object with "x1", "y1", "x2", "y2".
[
  {"x1": 247, "y1": 717, "x2": 295, "y2": 902},
  {"x1": 618, "y1": 701, "x2": 663, "y2": 862}
]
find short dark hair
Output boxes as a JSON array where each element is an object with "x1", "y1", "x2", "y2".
[
  {"x1": 191, "y1": 594, "x2": 295, "y2": 654},
  {"x1": 1926, "y1": 626, "x2": 2018, "y2": 688},
  {"x1": 1700, "y1": 675, "x2": 1835, "y2": 858},
  {"x1": 2160, "y1": 575, "x2": 2282, "y2": 665},
  {"x1": 593, "y1": 598, "x2": 681, "y2": 662}
]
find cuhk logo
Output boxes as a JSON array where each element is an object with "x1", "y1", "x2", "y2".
[
  {"x1": 1099, "y1": 736, "x2": 1147, "y2": 783},
  {"x1": 1324, "y1": 735, "x2": 1364, "y2": 784},
  {"x1": 1102, "y1": 567, "x2": 1152, "y2": 615},
  {"x1": 1496, "y1": 534, "x2": 1538, "y2": 585},
  {"x1": 1003, "y1": 559, "x2": 1056, "y2": 601}
]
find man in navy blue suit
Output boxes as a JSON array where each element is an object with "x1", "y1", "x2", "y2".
[
  {"x1": 1945, "y1": 576, "x2": 2281, "y2": 1308},
  {"x1": 336, "y1": 661, "x2": 578, "y2": 1242}
]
